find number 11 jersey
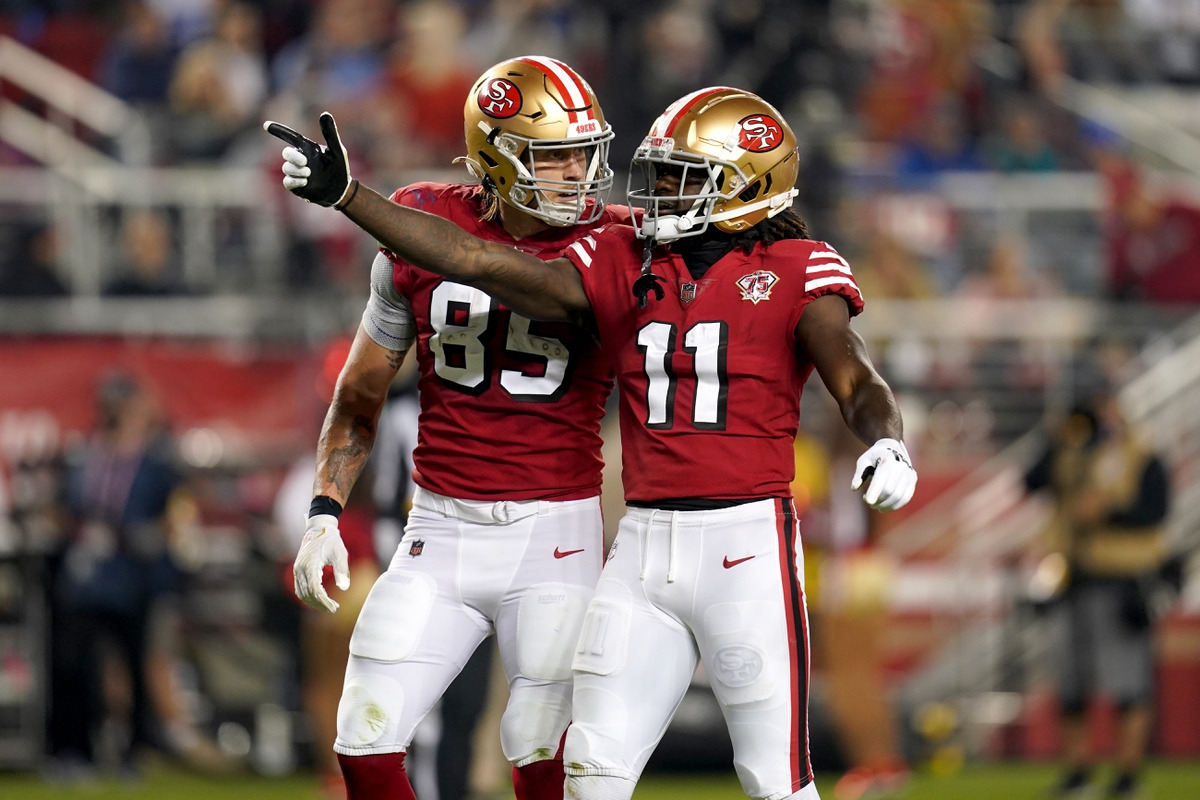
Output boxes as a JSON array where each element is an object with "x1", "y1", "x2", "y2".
[
  {"x1": 376, "y1": 183, "x2": 631, "y2": 501},
  {"x1": 564, "y1": 226, "x2": 864, "y2": 504}
]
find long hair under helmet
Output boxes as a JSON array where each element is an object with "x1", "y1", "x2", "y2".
[
  {"x1": 628, "y1": 87, "x2": 800, "y2": 242},
  {"x1": 459, "y1": 56, "x2": 614, "y2": 226}
]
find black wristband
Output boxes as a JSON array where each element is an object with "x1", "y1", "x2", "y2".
[
  {"x1": 335, "y1": 179, "x2": 360, "y2": 210},
  {"x1": 309, "y1": 495, "x2": 343, "y2": 519}
]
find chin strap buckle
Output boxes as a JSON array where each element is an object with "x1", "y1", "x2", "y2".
[{"x1": 632, "y1": 238, "x2": 666, "y2": 309}]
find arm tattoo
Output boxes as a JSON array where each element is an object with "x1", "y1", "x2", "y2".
[
  {"x1": 342, "y1": 185, "x2": 587, "y2": 321},
  {"x1": 315, "y1": 413, "x2": 376, "y2": 504},
  {"x1": 386, "y1": 349, "x2": 405, "y2": 370}
]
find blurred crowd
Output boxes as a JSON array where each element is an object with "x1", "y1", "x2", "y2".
[
  {"x1": 0, "y1": 1, "x2": 1198, "y2": 793},
  {"x1": 2, "y1": 0, "x2": 1200, "y2": 303}
]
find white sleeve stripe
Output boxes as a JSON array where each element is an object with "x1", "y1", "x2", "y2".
[
  {"x1": 808, "y1": 250, "x2": 849, "y2": 266},
  {"x1": 805, "y1": 275, "x2": 861, "y2": 294},
  {"x1": 582, "y1": 235, "x2": 596, "y2": 249},
  {"x1": 806, "y1": 262, "x2": 853, "y2": 276},
  {"x1": 568, "y1": 241, "x2": 593, "y2": 267}
]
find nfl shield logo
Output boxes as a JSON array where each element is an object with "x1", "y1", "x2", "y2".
[
  {"x1": 409, "y1": 539, "x2": 425, "y2": 557},
  {"x1": 680, "y1": 282, "x2": 696, "y2": 303}
]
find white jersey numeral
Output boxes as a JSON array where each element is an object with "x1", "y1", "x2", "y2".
[
  {"x1": 684, "y1": 322, "x2": 728, "y2": 429},
  {"x1": 636, "y1": 320, "x2": 729, "y2": 431},
  {"x1": 429, "y1": 281, "x2": 569, "y2": 400},
  {"x1": 500, "y1": 314, "x2": 570, "y2": 401},
  {"x1": 637, "y1": 322, "x2": 676, "y2": 429}
]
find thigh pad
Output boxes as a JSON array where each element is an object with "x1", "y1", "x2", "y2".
[
  {"x1": 572, "y1": 581, "x2": 633, "y2": 677},
  {"x1": 349, "y1": 571, "x2": 437, "y2": 662},
  {"x1": 702, "y1": 601, "x2": 780, "y2": 707},
  {"x1": 517, "y1": 582, "x2": 591, "y2": 682}
]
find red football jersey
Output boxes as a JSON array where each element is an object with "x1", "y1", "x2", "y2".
[
  {"x1": 564, "y1": 228, "x2": 864, "y2": 503},
  {"x1": 386, "y1": 183, "x2": 632, "y2": 501}
]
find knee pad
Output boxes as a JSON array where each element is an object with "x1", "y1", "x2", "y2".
[
  {"x1": 563, "y1": 686, "x2": 628, "y2": 772},
  {"x1": 703, "y1": 602, "x2": 780, "y2": 707},
  {"x1": 349, "y1": 571, "x2": 437, "y2": 662},
  {"x1": 517, "y1": 582, "x2": 590, "y2": 682},
  {"x1": 565, "y1": 774, "x2": 636, "y2": 800},
  {"x1": 572, "y1": 582, "x2": 632, "y2": 677},
  {"x1": 337, "y1": 674, "x2": 405, "y2": 749},
  {"x1": 500, "y1": 684, "x2": 571, "y2": 765}
]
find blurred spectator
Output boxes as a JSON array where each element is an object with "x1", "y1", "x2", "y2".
[
  {"x1": 50, "y1": 373, "x2": 182, "y2": 775},
  {"x1": 101, "y1": 0, "x2": 177, "y2": 104},
  {"x1": 791, "y1": 424, "x2": 910, "y2": 800},
  {"x1": 378, "y1": 0, "x2": 478, "y2": 171},
  {"x1": 104, "y1": 210, "x2": 184, "y2": 297},
  {"x1": 639, "y1": 2, "x2": 719, "y2": 125},
  {"x1": 268, "y1": 0, "x2": 395, "y2": 180},
  {"x1": 985, "y1": 98, "x2": 1060, "y2": 173},
  {"x1": 274, "y1": 450, "x2": 379, "y2": 799},
  {"x1": 274, "y1": 337, "x2": 382, "y2": 799},
  {"x1": 1018, "y1": 0, "x2": 1152, "y2": 94},
  {"x1": 1107, "y1": 167, "x2": 1200, "y2": 303},
  {"x1": 169, "y1": 1, "x2": 269, "y2": 159},
  {"x1": 1024, "y1": 394, "x2": 1171, "y2": 800},
  {"x1": 853, "y1": 0, "x2": 991, "y2": 143},
  {"x1": 0, "y1": 225, "x2": 69, "y2": 297},
  {"x1": 853, "y1": 233, "x2": 939, "y2": 299},
  {"x1": 894, "y1": 97, "x2": 984, "y2": 186},
  {"x1": 270, "y1": 0, "x2": 392, "y2": 112},
  {"x1": 147, "y1": 0, "x2": 218, "y2": 48},
  {"x1": 1127, "y1": 0, "x2": 1200, "y2": 84},
  {"x1": 958, "y1": 236, "x2": 1060, "y2": 299}
]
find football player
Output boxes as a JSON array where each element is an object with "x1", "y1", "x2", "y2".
[
  {"x1": 269, "y1": 87, "x2": 917, "y2": 800},
  {"x1": 267, "y1": 56, "x2": 630, "y2": 800}
]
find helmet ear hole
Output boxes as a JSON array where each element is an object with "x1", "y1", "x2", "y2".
[
  {"x1": 738, "y1": 180, "x2": 762, "y2": 203},
  {"x1": 478, "y1": 151, "x2": 499, "y2": 168}
]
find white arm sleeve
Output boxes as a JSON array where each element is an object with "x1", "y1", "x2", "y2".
[{"x1": 362, "y1": 251, "x2": 416, "y2": 352}]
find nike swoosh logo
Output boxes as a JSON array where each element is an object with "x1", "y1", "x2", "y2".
[
  {"x1": 723, "y1": 555, "x2": 755, "y2": 569},
  {"x1": 554, "y1": 548, "x2": 585, "y2": 559}
]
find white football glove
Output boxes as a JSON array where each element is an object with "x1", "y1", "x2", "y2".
[
  {"x1": 293, "y1": 514, "x2": 351, "y2": 613},
  {"x1": 851, "y1": 438, "x2": 917, "y2": 512}
]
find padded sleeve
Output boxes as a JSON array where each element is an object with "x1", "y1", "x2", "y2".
[{"x1": 361, "y1": 251, "x2": 416, "y2": 352}]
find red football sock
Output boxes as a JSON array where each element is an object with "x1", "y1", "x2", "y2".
[
  {"x1": 512, "y1": 757, "x2": 566, "y2": 800},
  {"x1": 338, "y1": 752, "x2": 417, "y2": 800}
]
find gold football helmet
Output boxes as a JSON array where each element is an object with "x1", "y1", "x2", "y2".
[
  {"x1": 460, "y1": 56, "x2": 614, "y2": 226},
  {"x1": 628, "y1": 87, "x2": 800, "y2": 241}
]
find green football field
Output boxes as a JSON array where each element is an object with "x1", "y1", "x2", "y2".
[{"x1": 2, "y1": 763, "x2": 1200, "y2": 800}]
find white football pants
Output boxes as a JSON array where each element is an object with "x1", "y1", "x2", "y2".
[
  {"x1": 565, "y1": 498, "x2": 819, "y2": 800},
  {"x1": 334, "y1": 487, "x2": 603, "y2": 767}
]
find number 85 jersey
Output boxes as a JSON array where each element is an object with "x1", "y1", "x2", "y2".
[
  {"x1": 370, "y1": 183, "x2": 631, "y2": 501},
  {"x1": 564, "y1": 226, "x2": 864, "y2": 504}
]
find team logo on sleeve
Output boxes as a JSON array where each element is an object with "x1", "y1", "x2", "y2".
[
  {"x1": 736, "y1": 115, "x2": 783, "y2": 153},
  {"x1": 736, "y1": 270, "x2": 779, "y2": 304},
  {"x1": 409, "y1": 539, "x2": 425, "y2": 557},
  {"x1": 478, "y1": 78, "x2": 522, "y2": 119}
]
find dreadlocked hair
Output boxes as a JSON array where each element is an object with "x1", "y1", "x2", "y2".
[{"x1": 729, "y1": 208, "x2": 810, "y2": 254}]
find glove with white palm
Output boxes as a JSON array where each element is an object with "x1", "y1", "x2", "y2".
[
  {"x1": 293, "y1": 514, "x2": 351, "y2": 613},
  {"x1": 851, "y1": 438, "x2": 917, "y2": 512},
  {"x1": 263, "y1": 112, "x2": 358, "y2": 208}
]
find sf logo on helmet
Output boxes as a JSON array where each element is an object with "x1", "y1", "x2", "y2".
[
  {"x1": 736, "y1": 114, "x2": 783, "y2": 153},
  {"x1": 478, "y1": 78, "x2": 522, "y2": 119}
]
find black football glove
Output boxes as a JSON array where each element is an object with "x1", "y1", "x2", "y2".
[{"x1": 263, "y1": 112, "x2": 356, "y2": 208}]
